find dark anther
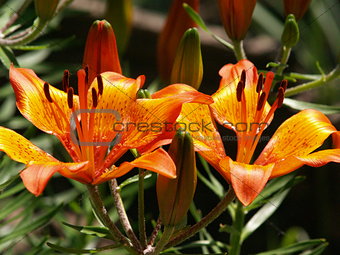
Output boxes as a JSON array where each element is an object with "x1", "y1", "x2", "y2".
[
  {"x1": 256, "y1": 73, "x2": 264, "y2": 93},
  {"x1": 43, "y1": 82, "x2": 53, "y2": 103},
  {"x1": 277, "y1": 87, "x2": 285, "y2": 108},
  {"x1": 236, "y1": 80, "x2": 244, "y2": 102},
  {"x1": 62, "y1": 70, "x2": 70, "y2": 92},
  {"x1": 84, "y1": 65, "x2": 89, "y2": 87},
  {"x1": 97, "y1": 75, "x2": 103, "y2": 95},
  {"x1": 280, "y1": 79, "x2": 288, "y2": 92},
  {"x1": 67, "y1": 87, "x2": 74, "y2": 109},
  {"x1": 240, "y1": 69, "x2": 246, "y2": 85},
  {"x1": 92, "y1": 88, "x2": 98, "y2": 108},
  {"x1": 257, "y1": 92, "x2": 266, "y2": 111}
]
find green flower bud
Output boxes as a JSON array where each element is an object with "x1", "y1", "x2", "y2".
[
  {"x1": 156, "y1": 131, "x2": 197, "y2": 227},
  {"x1": 170, "y1": 28, "x2": 203, "y2": 90},
  {"x1": 35, "y1": 0, "x2": 59, "y2": 21},
  {"x1": 281, "y1": 14, "x2": 299, "y2": 48},
  {"x1": 137, "y1": 89, "x2": 151, "y2": 99}
]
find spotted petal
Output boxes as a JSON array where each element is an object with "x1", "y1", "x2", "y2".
[
  {"x1": 0, "y1": 127, "x2": 88, "y2": 196},
  {"x1": 255, "y1": 109, "x2": 338, "y2": 177}
]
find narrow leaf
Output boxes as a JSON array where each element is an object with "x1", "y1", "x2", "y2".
[
  {"x1": 0, "y1": 46, "x2": 19, "y2": 68},
  {"x1": 284, "y1": 98, "x2": 340, "y2": 114},
  {"x1": 183, "y1": 3, "x2": 208, "y2": 31},
  {"x1": 47, "y1": 242, "x2": 120, "y2": 253},
  {"x1": 62, "y1": 222, "x2": 114, "y2": 240}
]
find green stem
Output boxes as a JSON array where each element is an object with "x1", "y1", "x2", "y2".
[
  {"x1": 138, "y1": 169, "x2": 147, "y2": 247},
  {"x1": 229, "y1": 200, "x2": 245, "y2": 255},
  {"x1": 285, "y1": 65, "x2": 340, "y2": 97},
  {"x1": 153, "y1": 225, "x2": 175, "y2": 255},
  {"x1": 276, "y1": 46, "x2": 291, "y2": 76},
  {"x1": 86, "y1": 185, "x2": 137, "y2": 254},
  {"x1": 232, "y1": 40, "x2": 246, "y2": 61},
  {"x1": 0, "y1": 18, "x2": 48, "y2": 46},
  {"x1": 109, "y1": 180, "x2": 142, "y2": 252},
  {"x1": 165, "y1": 188, "x2": 236, "y2": 249}
]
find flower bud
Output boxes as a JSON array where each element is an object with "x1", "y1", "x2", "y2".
[
  {"x1": 83, "y1": 20, "x2": 122, "y2": 83},
  {"x1": 137, "y1": 89, "x2": 151, "y2": 99},
  {"x1": 156, "y1": 131, "x2": 197, "y2": 226},
  {"x1": 157, "y1": 0, "x2": 199, "y2": 83},
  {"x1": 35, "y1": 0, "x2": 59, "y2": 21},
  {"x1": 218, "y1": 0, "x2": 256, "y2": 41},
  {"x1": 283, "y1": 0, "x2": 311, "y2": 20},
  {"x1": 170, "y1": 28, "x2": 203, "y2": 90},
  {"x1": 281, "y1": 14, "x2": 299, "y2": 48},
  {"x1": 105, "y1": 0, "x2": 133, "y2": 54}
]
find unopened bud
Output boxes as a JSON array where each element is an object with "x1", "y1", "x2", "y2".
[
  {"x1": 170, "y1": 28, "x2": 203, "y2": 90},
  {"x1": 35, "y1": 0, "x2": 59, "y2": 21},
  {"x1": 105, "y1": 0, "x2": 133, "y2": 54},
  {"x1": 281, "y1": 14, "x2": 299, "y2": 48},
  {"x1": 157, "y1": 131, "x2": 197, "y2": 226},
  {"x1": 218, "y1": 0, "x2": 256, "y2": 41},
  {"x1": 283, "y1": 0, "x2": 311, "y2": 20},
  {"x1": 137, "y1": 89, "x2": 151, "y2": 99},
  {"x1": 83, "y1": 20, "x2": 122, "y2": 83}
]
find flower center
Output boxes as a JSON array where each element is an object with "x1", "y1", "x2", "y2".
[{"x1": 236, "y1": 70, "x2": 287, "y2": 163}]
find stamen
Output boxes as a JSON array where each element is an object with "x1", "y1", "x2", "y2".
[
  {"x1": 257, "y1": 92, "x2": 266, "y2": 111},
  {"x1": 43, "y1": 82, "x2": 53, "y2": 103},
  {"x1": 240, "y1": 69, "x2": 246, "y2": 84},
  {"x1": 277, "y1": 87, "x2": 285, "y2": 108},
  {"x1": 236, "y1": 80, "x2": 244, "y2": 102},
  {"x1": 62, "y1": 70, "x2": 70, "y2": 92},
  {"x1": 85, "y1": 65, "x2": 89, "y2": 87},
  {"x1": 280, "y1": 79, "x2": 288, "y2": 92},
  {"x1": 67, "y1": 87, "x2": 74, "y2": 109},
  {"x1": 97, "y1": 74, "x2": 103, "y2": 95},
  {"x1": 256, "y1": 73, "x2": 264, "y2": 93},
  {"x1": 92, "y1": 88, "x2": 98, "y2": 108}
]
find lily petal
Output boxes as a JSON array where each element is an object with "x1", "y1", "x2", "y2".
[
  {"x1": 270, "y1": 149, "x2": 340, "y2": 178},
  {"x1": 95, "y1": 148, "x2": 176, "y2": 184},
  {"x1": 210, "y1": 60, "x2": 272, "y2": 132},
  {"x1": 21, "y1": 161, "x2": 88, "y2": 196},
  {"x1": 177, "y1": 103, "x2": 226, "y2": 172},
  {"x1": 255, "y1": 109, "x2": 337, "y2": 172},
  {"x1": 220, "y1": 157, "x2": 274, "y2": 206},
  {"x1": 0, "y1": 127, "x2": 88, "y2": 195},
  {"x1": 9, "y1": 66, "x2": 80, "y2": 160}
]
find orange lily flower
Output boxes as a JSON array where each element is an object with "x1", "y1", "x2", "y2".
[
  {"x1": 218, "y1": 0, "x2": 256, "y2": 41},
  {"x1": 173, "y1": 60, "x2": 340, "y2": 206},
  {"x1": 157, "y1": 0, "x2": 199, "y2": 82},
  {"x1": 0, "y1": 66, "x2": 211, "y2": 196},
  {"x1": 83, "y1": 20, "x2": 122, "y2": 83}
]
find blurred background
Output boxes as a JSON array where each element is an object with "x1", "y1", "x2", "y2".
[{"x1": 0, "y1": 0, "x2": 339, "y2": 254}]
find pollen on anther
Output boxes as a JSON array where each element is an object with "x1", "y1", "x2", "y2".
[
  {"x1": 92, "y1": 88, "x2": 98, "y2": 108},
  {"x1": 43, "y1": 82, "x2": 53, "y2": 103},
  {"x1": 277, "y1": 87, "x2": 285, "y2": 108},
  {"x1": 85, "y1": 65, "x2": 89, "y2": 87},
  {"x1": 240, "y1": 70, "x2": 246, "y2": 84},
  {"x1": 280, "y1": 80, "x2": 288, "y2": 92},
  {"x1": 257, "y1": 92, "x2": 266, "y2": 111},
  {"x1": 256, "y1": 73, "x2": 264, "y2": 93},
  {"x1": 62, "y1": 70, "x2": 70, "y2": 92},
  {"x1": 236, "y1": 80, "x2": 244, "y2": 102},
  {"x1": 97, "y1": 75, "x2": 103, "y2": 95},
  {"x1": 67, "y1": 87, "x2": 74, "y2": 109}
]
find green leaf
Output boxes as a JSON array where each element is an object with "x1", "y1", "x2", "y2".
[
  {"x1": 62, "y1": 222, "x2": 114, "y2": 240},
  {"x1": 246, "y1": 174, "x2": 304, "y2": 211},
  {"x1": 0, "y1": 182, "x2": 25, "y2": 199},
  {"x1": 284, "y1": 98, "x2": 340, "y2": 114},
  {"x1": 0, "y1": 191, "x2": 33, "y2": 221},
  {"x1": 0, "y1": 204, "x2": 63, "y2": 245},
  {"x1": 0, "y1": 174, "x2": 19, "y2": 190},
  {"x1": 240, "y1": 189, "x2": 290, "y2": 243},
  {"x1": 118, "y1": 172, "x2": 152, "y2": 191},
  {"x1": 255, "y1": 239, "x2": 327, "y2": 255},
  {"x1": 47, "y1": 242, "x2": 121, "y2": 254},
  {"x1": 11, "y1": 36, "x2": 75, "y2": 51},
  {"x1": 0, "y1": 95, "x2": 16, "y2": 122},
  {"x1": 0, "y1": 46, "x2": 19, "y2": 68},
  {"x1": 183, "y1": 3, "x2": 208, "y2": 31},
  {"x1": 302, "y1": 242, "x2": 329, "y2": 255}
]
